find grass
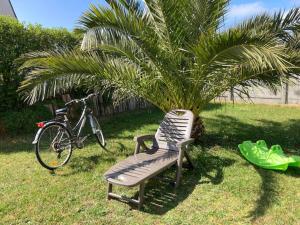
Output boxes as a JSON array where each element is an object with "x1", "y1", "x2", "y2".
[{"x1": 0, "y1": 103, "x2": 300, "y2": 225}]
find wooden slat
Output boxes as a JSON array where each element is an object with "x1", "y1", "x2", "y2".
[
  {"x1": 159, "y1": 133, "x2": 185, "y2": 137},
  {"x1": 163, "y1": 121, "x2": 189, "y2": 125},
  {"x1": 160, "y1": 127, "x2": 187, "y2": 130},
  {"x1": 165, "y1": 117, "x2": 189, "y2": 121},
  {"x1": 104, "y1": 149, "x2": 178, "y2": 187},
  {"x1": 159, "y1": 129, "x2": 186, "y2": 134},
  {"x1": 158, "y1": 137, "x2": 184, "y2": 142}
]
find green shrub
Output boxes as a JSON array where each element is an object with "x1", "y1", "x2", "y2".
[
  {"x1": 0, "y1": 105, "x2": 52, "y2": 135},
  {"x1": 0, "y1": 16, "x2": 79, "y2": 112}
]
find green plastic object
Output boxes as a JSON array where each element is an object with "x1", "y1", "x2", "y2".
[{"x1": 238, "y1": 140, "x2": 300, "y2": 171}]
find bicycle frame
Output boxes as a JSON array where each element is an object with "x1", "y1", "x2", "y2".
[
  {"x1": 69, "y1": 104, "x2": 89, "y2": 137},
  {"x1": 32, "y1": 93, "x2": 100, "y2": 148},
  {"x1": 64, "y1": 102, "x2": 98, "y2": 148}
]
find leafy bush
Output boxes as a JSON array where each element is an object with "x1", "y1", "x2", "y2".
[
  {"x1": 0, "y1": 105, "x2": 52, "y2": 135},
  {"x1": 0, "y1": 16, "x2": 79, "y2": 112},
  {"x1": 0, "y1": 16, "x2": 79, "y2": 135}
]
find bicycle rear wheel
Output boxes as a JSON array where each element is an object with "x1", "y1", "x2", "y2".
[
  {"x1": 35, "y1": 123, "x2": 72, "y2": 170},
  {"x1": 91, "y1": 116, "x2": 106, "y2": 149}
]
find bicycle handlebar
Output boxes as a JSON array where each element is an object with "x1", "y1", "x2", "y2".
[{"x1": 65, "y1": 93, "x2": 97, "y2": 106}]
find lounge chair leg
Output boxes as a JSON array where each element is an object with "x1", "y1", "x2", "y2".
[
  {"x1": 175, "y1": 146, "x2": 185, "y2": 188},
  {"x1": 107, "y1": 183, "x2": 113, "y2": 200},
  {"x1": 138, "y1": 182, "x2": 145, "y2": 210},
  {"x1": 184, "y1": 152, "x2": 194, "y2": 170},
  {"x1": 175, "y1": 165, "x2": 182, "y2": 188}
]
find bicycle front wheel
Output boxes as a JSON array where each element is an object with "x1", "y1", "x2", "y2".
[
  {"x1": 90, "y1": 116, "x2": 106, "y2": 149},
  {"x1": 35, "y1": 123, "x2": 72, "y2": 170}
]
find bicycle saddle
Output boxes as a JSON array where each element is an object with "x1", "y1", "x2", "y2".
[{"x1": 55, "y1": 108, "x2": 68, "y2": 115}]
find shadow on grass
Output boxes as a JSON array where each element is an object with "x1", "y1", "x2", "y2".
[
  {"x1": 201, "y1": 115, "x2": 300, "y2": 154},
  {"x1": 246, "y1": 165, "x2": 299, "y2": 222},
  {"x1": 137, "y1": 151, "x2": 235, "y2": 215},
  {"x1": 0, "y1": 136, "x2": 33, "y2": 154},
  {"x1": 69, "y1": 155, "x2": 101, "y2": 172},
  {"x1": 200, "y1": 115, "x2": 300, "y2": 221},
  {"x1": 247, "y1": 168, "x2": 279, "y2": 222},
  {"x1": 285, "y1": 167, "x2": 300, "y2": 178},
  {"x1": 55, "y1": 154, "x2": 116, "y2": 176}
]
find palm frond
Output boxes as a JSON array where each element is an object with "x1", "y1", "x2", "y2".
[
  {"x1": 18, "y1": 1, "x2": 300, "y2": 116},
  {"x1": 239, "y1": 7, "x2": 300, "y2": 42}
]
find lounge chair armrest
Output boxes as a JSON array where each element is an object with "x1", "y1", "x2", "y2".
[
  {"x1": 134, "y1": 135, "x2": 155, "y2": 144},
  {"x1": 134, "y1": 135, "x2": 155, "y2": 154},
  {"x1": 176, "y1": 138, "x2": 195, "y2": 148}
]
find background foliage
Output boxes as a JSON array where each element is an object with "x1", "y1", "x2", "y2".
[
  {"x1": 0, "y1": 16, "x2": 79, "y2": 135},
  {"x1": 0, "y1": 105, "x2": 52, "y2": 135}
]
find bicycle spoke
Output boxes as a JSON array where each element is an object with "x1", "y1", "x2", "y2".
[{"x1": 36, "y1": 124, "x2": 72, "y2": 170}]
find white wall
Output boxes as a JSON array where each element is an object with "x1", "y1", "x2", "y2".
[
  {"x1": 0, "y1": 0, "x2": 17, "y2": 18},
  {"x1": 288, "y1": 79, "x2": 300, "y2": 104},
  {"x1": 221, "y1": 80, "x2": 300, "y2": 105}
]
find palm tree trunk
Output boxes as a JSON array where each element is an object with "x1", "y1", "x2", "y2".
[{"x1": 191, "y1": 116, "x2": 205, "y2": 140}]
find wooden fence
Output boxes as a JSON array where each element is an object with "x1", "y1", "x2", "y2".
[
  {"x1": 52, "y1": 94, "x2": 151, "y2": 119},
  {"x1": 92, "y1": 96, "x2": 151, "y2": 117}
]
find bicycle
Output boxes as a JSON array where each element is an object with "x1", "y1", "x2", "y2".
[{"x1": 32, "y1": 93, "x2": 106, "y2": 170}]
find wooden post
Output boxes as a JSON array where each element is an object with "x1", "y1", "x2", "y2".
[
  {"x1": 281, "y1": 79, "x2": 289, "y2": 104},
  {"x1": 285, "y1": 82, "x2": 289, "y2": 104},
  {"x1": 49, "y1": 103, "x2": 56, "y2": 116},
  {"x1": 92, "y1": 95, "x2": 100, "y2": 118},
  {"x1": 230, "y1": 87, "x2": 234, "y2": 102}
]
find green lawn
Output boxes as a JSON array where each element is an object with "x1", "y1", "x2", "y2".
[{"x1": 0, "y1": 103, "x2": 300, "y2": 225}]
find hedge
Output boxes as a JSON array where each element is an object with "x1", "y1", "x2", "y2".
[
  {"x1": 0, "y1": 16, "x2": 79, "y2": 112},
  {"x1": 0, "y1": 16, "x2": 80, "y2": 135}
]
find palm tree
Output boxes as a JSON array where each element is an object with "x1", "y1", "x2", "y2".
[{"x1": 19, "y1": 0, "x2": 300, "y2": 138}]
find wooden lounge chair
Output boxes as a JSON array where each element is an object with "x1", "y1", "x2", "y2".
[{"x1": 104, "y1": 109, "x2": 195, "y2": 209}]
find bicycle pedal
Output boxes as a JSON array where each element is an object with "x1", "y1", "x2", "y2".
[{"x1": 77, "y1": 142, "x2": 84, "y2": 149}]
